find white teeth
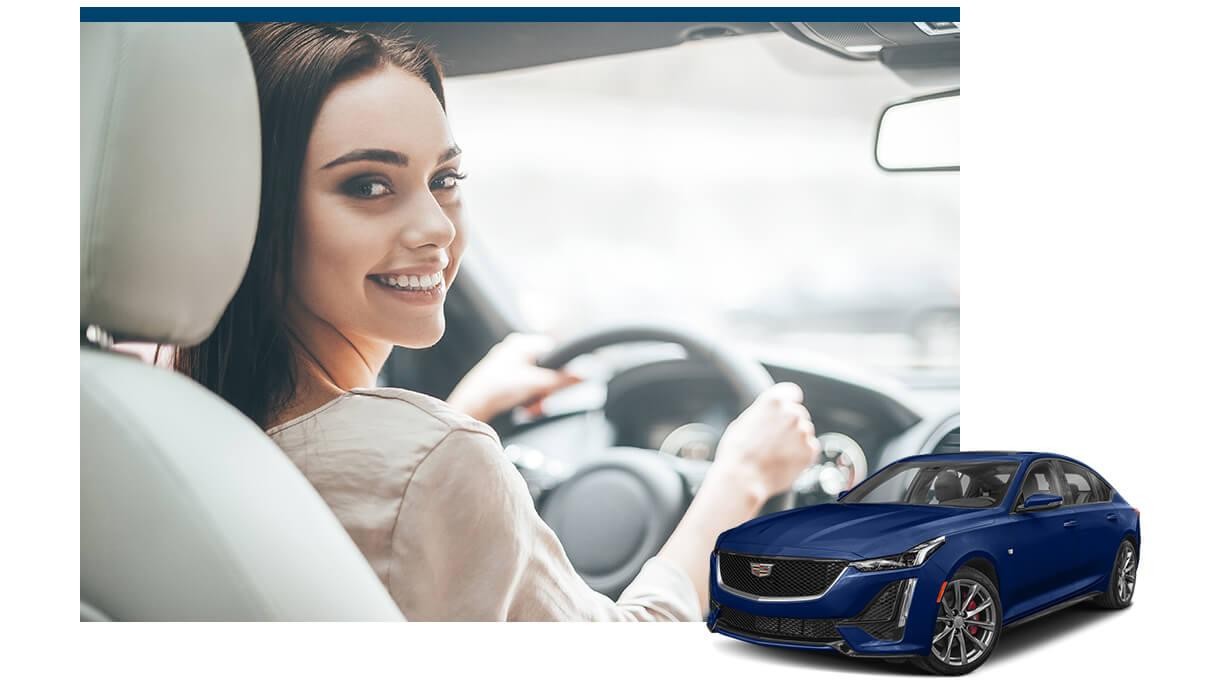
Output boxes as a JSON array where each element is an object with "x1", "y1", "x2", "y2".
[{"x1": 376, "y1": 271, "x2": 444, "y2": 291}]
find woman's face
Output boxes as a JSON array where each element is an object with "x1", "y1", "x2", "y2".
[{"x1": 292, "y1": 65, "x2": 466, "y2": 352}]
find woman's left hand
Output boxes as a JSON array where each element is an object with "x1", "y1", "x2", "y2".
[{"x1": 446, "y1": 332, "x2": 583, "y2": 423}]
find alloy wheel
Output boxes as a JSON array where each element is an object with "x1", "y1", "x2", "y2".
[
  {"x1": 1117, "y1": 545, "x2": 1137, "y2": 603},
  {"x1": 931, "y1": 578, "x2": 998, "y2": 667}
]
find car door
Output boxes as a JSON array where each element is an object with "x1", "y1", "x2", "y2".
[
  {"x1": 1001, "y1": 459, "x2": 1078, "y2": 619},
  {"x1": 1056, "y1": 460, "x2": 1120, "y2": 591}
]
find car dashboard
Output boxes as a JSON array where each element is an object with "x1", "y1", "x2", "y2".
[{"x1": 497, "y1": 348, "x2": 960, "y2": 507}]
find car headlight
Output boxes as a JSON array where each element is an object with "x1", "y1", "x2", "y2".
[{"x1": 850, "y1": 536, "x2": 946, "y2": 572}]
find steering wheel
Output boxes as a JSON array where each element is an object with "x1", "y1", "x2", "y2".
[{"x1": 530, "y1": 324, "x2": 796, "y2": 597}]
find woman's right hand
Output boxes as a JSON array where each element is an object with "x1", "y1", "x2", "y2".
[
  {"x1": 710, "y1": 382, "x2": 821, "y2": 509},
  {"x1": 656, "y1": 381, "x2": 820, "y2": 610}
]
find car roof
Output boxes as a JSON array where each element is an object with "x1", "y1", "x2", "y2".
[{"x1": 899, "y1": 451, "x2": 1088, "y2": 467}]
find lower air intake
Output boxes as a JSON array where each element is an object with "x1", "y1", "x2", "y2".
[{"x1": 715, "y1": 605, "x2": 841, "y2": 643}]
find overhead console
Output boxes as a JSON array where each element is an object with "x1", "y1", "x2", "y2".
[{"x1": 774, "y1": 21, "x2": 960, "y2": 86}]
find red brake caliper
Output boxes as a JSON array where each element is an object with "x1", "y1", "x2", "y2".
[{"x1": 966, "y1": 599, "x2": 978, "y2": 635}]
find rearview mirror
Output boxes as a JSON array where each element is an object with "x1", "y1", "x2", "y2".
[
  {"x1": 1018, "y1": 492, "x2": 1063, "y2": 512},
  {"x1": 875, "y1": 89, "x2": 959, "y2": 172}
]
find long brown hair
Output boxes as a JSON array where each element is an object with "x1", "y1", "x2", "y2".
[{"x1": 173, "y1": 23, "x2": 446, "y2": 427}]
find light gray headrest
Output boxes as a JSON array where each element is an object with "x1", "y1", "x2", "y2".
[{"x1": 81, "y1": 23, "x2": 261, "y2": 344}]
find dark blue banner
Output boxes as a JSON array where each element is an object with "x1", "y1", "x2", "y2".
[{"x1": 80, "y1": 7, "x2": 961, "y2": 23}]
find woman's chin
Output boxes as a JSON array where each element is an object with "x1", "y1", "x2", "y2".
[{"x1": 388, "y1": 320, "x2": 445, "y2": 349}]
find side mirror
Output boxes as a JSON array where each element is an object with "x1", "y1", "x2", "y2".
[
  {"x1": 875, "y1": 89, "x2": 959, "y2": 171},
  {"x1": 836, "y1": 490, "x2": 849, "y2": 501},
  {"x1": 1018, "y1": 492, "x2": 1063, "y2": 512}
]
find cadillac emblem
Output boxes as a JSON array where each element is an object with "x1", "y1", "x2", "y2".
[{"x1": 749, "y1": 562, "x2": 774, "y2": 578}]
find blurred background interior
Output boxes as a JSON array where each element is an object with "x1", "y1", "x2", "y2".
[{"x1": 440, "y1": 29, "x2": 959, "y2": 387}]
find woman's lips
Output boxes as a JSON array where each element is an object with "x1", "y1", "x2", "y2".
[{"x1": 368, "y1": 272, "x2": 446, "y2": 304}]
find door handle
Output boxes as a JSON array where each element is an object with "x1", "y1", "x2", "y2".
[
  {"x1": 1106, "y1": 513, "x2": 1119, "y2": 521},
  {"x1": 1063, "y1": 520, "x2": 1078, "y2": 528}
]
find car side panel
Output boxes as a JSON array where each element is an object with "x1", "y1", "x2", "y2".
[
  {"x1": 1062, "y1": 503, "x2": 1119, "y2": 591},
  {"x1": 993, "y1": 507, "x2": 1081, "y2": 621},
  {"x1": 1055, "y1": 459, "x2": 1129, "y2": 590}
]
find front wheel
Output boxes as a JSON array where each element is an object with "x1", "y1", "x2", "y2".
[
  {"x1": 912, "y1": 567, "x2": 1002, "y2": 676},
  {"x1": 1095, "y1": 539, "x2": 1138, "y2": 609}
]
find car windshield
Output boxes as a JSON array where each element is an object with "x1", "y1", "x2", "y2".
[
  {"x1": 842, "y1": 460, "x2": 1018, "y2": 508},
  {"x1": 444, "y1": 31, "x2": 958, "y2": 384}
]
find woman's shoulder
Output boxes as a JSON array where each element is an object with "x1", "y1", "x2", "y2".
[
  {"x1": 266, "y1": 386, "x2": 499, "y2": 450},
  {"x1": 350, "y1": 386, "x2": 499, "y2": 439}
]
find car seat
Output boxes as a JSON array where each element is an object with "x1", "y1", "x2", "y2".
[
  {"x1": 1067, "y1": 483, "x2": 1083, "y2": 504},
  {"x1": 80, "y1": 23, "x2": 404, "y2": 620},
  {"x1": 932, "y1": 470, "x2": 963, "y2": 503}
]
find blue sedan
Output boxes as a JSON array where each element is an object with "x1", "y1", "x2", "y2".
[{"x1": 707, "y1": 451, "x2": 1140, "y2": 675}]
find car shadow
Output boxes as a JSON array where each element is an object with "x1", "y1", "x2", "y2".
[
  {"x1": 988, "y1": 603, "x2": 1123, "y2": 664},
  {"x1": 711, "y1": 604, "x2": 1128, "y2": 674},
  {"x1": 711, "y1": 640, "x2": 919, "y2": 676}
]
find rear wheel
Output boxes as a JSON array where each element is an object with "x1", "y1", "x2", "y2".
[
  {"x1": 1095, "y1": 539, "x2": 1137, "y2": 609},
  {"x1": 913, "y1": 567, "x2": 1002, "y2": 676}
]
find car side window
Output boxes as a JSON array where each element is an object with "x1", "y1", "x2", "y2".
[
  {"x1": 1057, "y1": 460, "x2": 1100, "y2": 505},
  {"x1": 1016, "y1": 461, "x2": 1063, "y2": 507},
  {"x1": 1092, "y1": 472, "x2": 1113, "y2": 501}
]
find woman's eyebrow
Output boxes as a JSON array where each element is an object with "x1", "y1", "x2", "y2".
[
  {"x1": 319, "y1": 145, "x2": 461, "y2": 170},
  {"x1": 438, "y1": 145, "x2": 462, "y2": 164},
  {"x1": 320, "y1": 148, "x2": 408, "y2": 170}
]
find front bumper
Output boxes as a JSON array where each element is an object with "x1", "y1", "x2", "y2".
[{"x1": 707, "y1": 549, "x2": 948, "y2": 657}]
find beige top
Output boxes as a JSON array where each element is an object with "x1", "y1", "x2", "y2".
[{"x1": 266, "y1": 387, "x2": 702, "y2": 621}]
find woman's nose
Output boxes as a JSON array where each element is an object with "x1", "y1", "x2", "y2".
[{"x1": 397, "y1": 190, "x2": 456, "y2": 249}]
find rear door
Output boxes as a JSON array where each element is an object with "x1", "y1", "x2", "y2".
[{"x1": 1056, "y1": 459, "x2": 1120, "y2": 591}]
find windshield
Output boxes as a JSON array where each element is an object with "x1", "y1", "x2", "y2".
[
  {"x1": 444, "y1": 31, "x2": 958, "y2": 381},
  {"x1": 842, "y1": 460, "x2": 1018, "y2": 508}
]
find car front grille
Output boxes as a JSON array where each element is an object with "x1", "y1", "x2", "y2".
[
  {"x1": 715, "y1": 604, "x2": 841, "y2": 643},
  {"x1": 717, "y1": 552, "x2": 848, "y2": 598},
  {"x1": 711, "y1": 580, "x2": 911, "y2": 646}
]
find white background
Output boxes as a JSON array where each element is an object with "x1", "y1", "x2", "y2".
[{"x1": 12, "y1": 0, "x2": 1220, "y2": 682}]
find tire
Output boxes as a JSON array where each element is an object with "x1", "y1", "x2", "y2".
[
  {"x1": 1095, "y1": 539, "x2": 1138, "y2": 609},
  {"x1": 912, "y1": 567, "x2": 1003, "y2": 676}
]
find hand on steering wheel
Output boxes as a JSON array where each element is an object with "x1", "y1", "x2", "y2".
[
  {"x1": 528, "y1": 324, "x2": 818, "y2": 597},
  {"x1": 447, "y1": 333, "x2": 584, "y2": 423},
  {"x1": 711, "y1": 381, "x2": 821, "y2": 510},
  {"x1": 536, "y1": 324, "x2": 804, "y2": 513}
]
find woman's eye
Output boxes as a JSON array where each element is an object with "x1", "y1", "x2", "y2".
[
  {"x1": 343, "y1": 177, "x2": 393, "y2": 199},
  {"x1": 430, "y1": 171, "x2": 468, "y2": 192}
]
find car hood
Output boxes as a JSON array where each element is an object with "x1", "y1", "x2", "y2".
[{"x1": 717, "y1": 503, "x2": 992, "y2": 560}]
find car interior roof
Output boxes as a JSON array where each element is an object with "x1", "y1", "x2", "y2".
[
  {"x1": 343, "y1": 22, "x2": 959, "y2": 85},
  {"x1": 346, "y1": 22, "x2": 777, "y2": 76}
]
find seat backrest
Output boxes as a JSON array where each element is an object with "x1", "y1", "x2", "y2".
[
  {"x1": 1067, "y1": 483, "x2": 1082, "y2": 504},
  {"x1": 80, "y1": 22, "x2": 403, "y2": 620},
  {"x1": 932, "y1": 470, "x2": 963, "y2": 502}
]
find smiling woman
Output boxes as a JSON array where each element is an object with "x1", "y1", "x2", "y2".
[
  {"x1": 173, "y1": 23, "x2": 457, "y2": 427},
  {"x1": 167, "y1": 22, "x2": 821, "y2": 622},
  {"x1": 292, "y1": 64, "x2": 464, "y2": 368}
]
